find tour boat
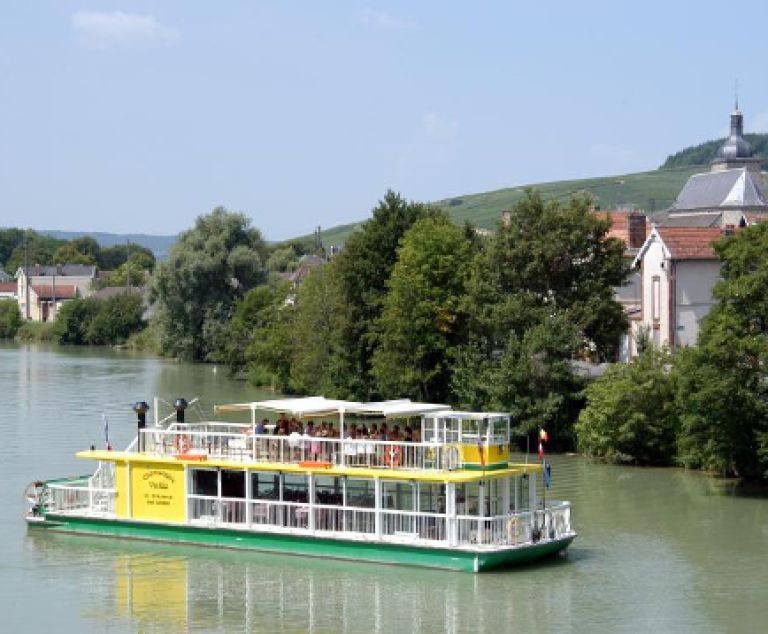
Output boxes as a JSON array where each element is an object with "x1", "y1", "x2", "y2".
[{"x1": 24, "y1": 396, "x2": 576, "y2": 573}]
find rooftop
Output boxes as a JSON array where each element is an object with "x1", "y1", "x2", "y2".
[
  {"x1": 31, "y1": 284, "x2": 77, "y2": 300},
  {"x1": 21, "y1": 264, "x2": 97, "y2": 278},
  {"x1": 671, "y1": 168, "x2": 766, "y2": 212},
  {"x1": 655, "y1": 227, "x2": 724, "y2": 260}
]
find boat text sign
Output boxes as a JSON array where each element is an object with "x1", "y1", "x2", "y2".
[{"x1": 129, "y1": 463, "x2": 186, "y2": 522}]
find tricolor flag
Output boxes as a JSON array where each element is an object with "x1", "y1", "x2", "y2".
[{"x1": 538, "y1": 428, "x2": 548, "y2": 459}]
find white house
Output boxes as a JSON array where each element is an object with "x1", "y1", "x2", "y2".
[
  {"x1": 15, "y1": 264, "x2": 96, "y2": 322},
  {"x1": 632, "y1": 226, "x2": 724, "y2": 349}
]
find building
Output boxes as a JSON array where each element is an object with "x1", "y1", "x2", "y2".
[
  {"x1": 630, "y1": 104, "x2": 767, "y2": 352},
  {"x1": 0, "y1": 282, "x2": 17, "y2": 300},
  {"x1": 656, "y1": 103, "x2": 767, "y2": 228},
  {"x1": 16, "y1": 264, "x2": 97, "y2": 321},
  {"x1": 632, "y1": 226, "x2": 724, "y2": 350}
]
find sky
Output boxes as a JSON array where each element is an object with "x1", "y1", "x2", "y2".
[{"x1": 2, "y1": 1, "x2": 768, "y2": 240}]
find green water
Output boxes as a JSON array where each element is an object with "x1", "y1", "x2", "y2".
[{"x1": 2, "y1": 343, "x2": 767, "y2": 633}]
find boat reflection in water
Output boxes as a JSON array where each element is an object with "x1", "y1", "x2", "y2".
[{"x1": 25, "y1": 530, "x2": 573, "y2": 632}]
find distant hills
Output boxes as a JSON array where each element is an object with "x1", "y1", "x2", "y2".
[
  {"x1": 40, "y1": 230, "x2": 177, "y2": 259},
  {"x1": 307, "y1": 166, "x2": 703, "y2": 247}
]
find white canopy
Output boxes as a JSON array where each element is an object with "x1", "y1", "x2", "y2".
[
  {"x1": 425, "y1": 410, "x2": 510, "y2": 420},
  {"x1": 214, "y1": 397, "x2": 449, "y2": 419},
  {"x1": 215, "y1": 397, "x2": 360, "y2": 418}
]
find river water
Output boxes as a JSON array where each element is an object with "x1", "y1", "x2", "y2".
[{"x1": 1, "y1": 343, "x2": 766, "y2": 633}]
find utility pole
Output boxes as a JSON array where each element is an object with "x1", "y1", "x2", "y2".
[
  {"x1": 23, "y1": 229, "x2": 29, "y2": 320},
  {"x1": 126, "y1": 240, "x2": 131, "y2": 292}
]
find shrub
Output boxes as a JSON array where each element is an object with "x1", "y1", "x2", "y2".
[{"x1": 0, "y1": 299, "x2": 22, "y2": 339}]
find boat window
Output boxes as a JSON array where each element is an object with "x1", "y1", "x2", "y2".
[
  {"x1": 443, "y1": 417, "x2": 460, "y2": 443},
  {"x1": 283, "y1": 473, "x2": 308, "y2": 503},
  {"x1": 455, "y1": 482, "x2": 481, "y2": 516},
  {"x1": 314, "y1": 475, "x2": 343, "y2": 506},
  {"x1": 417, "y1": 483, "x2": 445, "y2": 514},
  {"x1": 345, "y1": 478, "x2": 375, "y2": 508},
  {"x1": 221, "y1": 470, "x2": 245, "y2": 499},
  {"x1": 381, "y1": 480, "x2": 415, "y2": 511},
  {"x1": 191, "y1": 469, "x2": 218, "y2": 497},
  {"x1": 251, "y1": 472, "x2": 280, "y2": 500}
]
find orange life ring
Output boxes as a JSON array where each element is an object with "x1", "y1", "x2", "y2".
[
  {"x1": 175, "y1": 434, "x2": 191, "y2": 454},
  {"x1": 384, "y1": 445, "x2": 403, "y2": 467}
]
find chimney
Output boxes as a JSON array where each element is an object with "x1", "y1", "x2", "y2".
[{"x1": 628, "y1": 214, "x2": 647, "y2": 249}]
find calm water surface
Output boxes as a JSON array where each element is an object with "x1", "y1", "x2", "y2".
[{"x1": 1, "y1": 343, "x2": 767, "y2": 633}]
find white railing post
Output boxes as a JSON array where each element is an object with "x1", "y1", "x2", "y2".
[
  {"x1": 308, "y1": 474, "x2": 315, "y2": 533},
  {"x1": 446, "y1": 482, "x2": 457, "y2": 546},
  {"x1": 374, "y1": 478, "x2": 382, "y2": 539}
]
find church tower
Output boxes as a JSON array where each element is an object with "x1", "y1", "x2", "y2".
[{"x1": 710, "y1": 100, "x2": 762, "y2": 175}]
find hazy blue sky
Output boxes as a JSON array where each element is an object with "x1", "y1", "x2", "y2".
[{"x1": 2, "y1": 1, "x2": 768, "y2": 240}]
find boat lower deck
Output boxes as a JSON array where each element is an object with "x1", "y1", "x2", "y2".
[{"x1": 31, "y1": 513, "x2": 576, "y2": 573}]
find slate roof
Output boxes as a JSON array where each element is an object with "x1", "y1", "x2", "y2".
[
  {"x1": 21, "y1": 264, "x2": 97, "y2": 278},
  {"x1": 671, "y1": 168, "x2": 766, "y2": 212},
  {"x1": 655, "y1": 227, "x2": 723, "y2": 260},
  {"x1": 653, "y1": 211, "x2": 724, "y2": 227},
  {"x1": 31, "y1": 285, "x2": 77, "y2": 300}
]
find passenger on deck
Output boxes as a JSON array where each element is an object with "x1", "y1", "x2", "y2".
[{"x1": 255, "y1": 418, "x2": 267, "y2": 435}]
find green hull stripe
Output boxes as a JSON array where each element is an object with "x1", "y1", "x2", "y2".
[
  {"x1": 462, "y1": 463, "x2": 508, "y2": 471},
  {"x1": 34, "y1": 514, "x2": 574, "y2": 573}
]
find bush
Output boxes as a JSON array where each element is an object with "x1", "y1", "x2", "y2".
[
  {"x1": 15, "y1": 321, "x2": 55, "y2": 342},
  {"x1": 0, "y1": 300, "x2": 22, "y2": 339},
  {"x1": 575, "y1": 348, "x2": 678, "y2": 465},
  {"x1": 54, "y1": 294, "x2": 145, "y2": 346}
]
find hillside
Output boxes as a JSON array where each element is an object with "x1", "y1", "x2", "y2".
[
  {"x1": 661, "y1": 133, "x2": 768, "y2": 170},
  {"x1": 40, "y1": 230, "x2": 177, "y2": 259},
  {"x1": 309, "y1": 166, "x2": 703, "y2": 247}
]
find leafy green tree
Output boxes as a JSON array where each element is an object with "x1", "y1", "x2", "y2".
[
  {"x1": 52, "y1": 243, "x2": 96, "y2": 265},
  {"x1": 152, "y1": 207, "x2": 267, "y2": 361},
  {"x1": 333, "y1": 190, "x2": 438, "y2": 399},
  {"x1": 108, "y1": 252, "x2": 155, "y2": 287},
  {"x1": 0, "y1": 228, "x2": 26, "y2": 270},
  {"x1": 372, "y1": 215, "x2": 473, "y2": 402},
  {"x1": 4, "y1": 231, "x2": 66, "y2": 272},
  {"x1": 453, "y1": 315, "x2": 585, "y2": 445},
  {"x1": 575, "y1": 347, "x2": 678, "y2": 465},
  {"x1": 242, "y1": 286, "x2": 294, "y2": 389},
  {"x1": 453, "y1": 191, "x2": 627, "y2": 444},
  {"x1": 97, "y1": 244, "x2": 155, "y2": 271},
  {"x1": 0, "y1": 300, "x2": 22, "y2": 339},
  {"x1": 266, "y1": 246, "x2": 300, "y2": 273},
  {"x1": 289, "y1": 264, "x2": 345, "y2": 394},
  {"x1": 224, "y1": 282, "x2": 290, "y2": 376}
]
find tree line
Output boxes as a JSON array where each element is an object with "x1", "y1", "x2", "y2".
[{"x1": 150, "y1": 192, "x2": 628, "y2": 449}]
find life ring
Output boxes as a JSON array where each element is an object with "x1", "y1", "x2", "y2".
[
  {"x1": 384, "y1": 446, "x2": 403, "y2": 467},
  {"x1": 175, "y1": 434, "x2": 191, "y2": 454}
]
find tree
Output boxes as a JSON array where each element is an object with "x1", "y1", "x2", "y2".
[
  {"x1": 98, "y1": 244, "x2": 155, "y2": 271},
  {"x1": 453, "y1": 315, "x2": 585, "y2": 446},
  {"x1": 575, "y1": 347, "x2": 678, "y2": 465},
  {"x1": 453, "y1": 191, "x2": 628, "y2": 445},
  {"x1": 224, "y1": 281, "x2": 290, "y2": 377},
  {"x1": 152, "y1": 207, "x2": 267, "y2": 361},
  {"x1": 372, "y1": 215, "x2": 473, "y2": 402},
  {"x1": 87, "y1": 294, "x2": 145, "y2": 345},
  {"x1": 4, "y1": 231, "x2": 66, "y2": 272},
  {"x1": 289, "y1": 264, "x2": 345, "y2": 394},
  {"x1": 0, "y1": 300, "x2": 22, "y2": 339},
  {"x1": 52, "y1": 243, "x2": 96, "y2": 265},
  {"x1": 332, "y1": 190, "x2": 437, "y2": 399}
]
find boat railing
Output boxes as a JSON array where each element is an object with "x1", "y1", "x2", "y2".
[
  {"x1": 456, "y1": 501, "x2": 572, "y2": 547},
  {"x1": 45, "y1": 479, "x2": 116, "y2": 516},
  {"x1": 139, "y1": 428, "x2": 457, "y2": 472}
]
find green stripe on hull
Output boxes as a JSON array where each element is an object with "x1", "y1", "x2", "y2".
[{"x1": 32, "y1": 514, "x2": 574, "y2": 573}]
